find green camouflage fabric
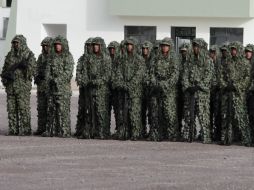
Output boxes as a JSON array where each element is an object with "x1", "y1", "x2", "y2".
[
  {"x1": 107, "y1": 41, "x2": 121, "y2": 135},
  {"x1": 108, "y1": 41, "x2": 120, "y2": 62},
  {"x1": 77, "y1": 37, "x2": 111, "y2": 139},
  {"x1": 182, "y1": 38, "x2": 214, "y2": 143},
  {"x1": 112, "y1": 37, "x2": 145, "y2": 140},
  {"x1": 75, "y1": 37, "x2": 93, "y2": 137},
  {"x1": 34, "y1": 37, "x2": 53, "y2": 135},
  {"x1": 141, "y1": 40, "x2": 153, "y2": 137},
  {"x1": 151, "y1": 40, "x2": 161, "y2": 59},
  {"x1": 148, "y1": 37, "x2": 179, "y2": 141},
  {"x1": 177, "y1": 42, "x2": 191, "y2": 135},
  {"x1": 209, "y1": 45, "x2": 222, "y2": 141},
  {"x1": 246, "y1": 44, "x2": 254, "y2": 145},
  {"x1": 1, "y1": 34, "x2": 36, "y2": 135},
  {"x1": 219, "y1": 41, "x2": 251, "y2": 146},
  {"x1": 44, "y1": 35, "x2": 74, "y2": 137}
]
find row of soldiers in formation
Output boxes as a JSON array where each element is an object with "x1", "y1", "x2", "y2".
[{"x1": 1, "y1": 34, "x2": 254, "y2": 147}]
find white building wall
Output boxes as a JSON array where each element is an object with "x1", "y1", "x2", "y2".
[
  {"x1": 0, "y1": 6, "x2": 10, "y2": 68},
  {"x1": 3, "y1": 0, "x2": 254, "y2": 70}
]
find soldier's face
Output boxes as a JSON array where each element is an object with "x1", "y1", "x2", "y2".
[
  {"x1": 161, "y1": 45, "x2": 170, "y2": 54},
  {"x1": 231, "y1": 48, "x2": 237, "y2": 57},
  {"x1": 180, "y1": 50, "x2": 187, "y2": 58},
  {"x1": 193, "y1": 44, "x2": 200, "y2": 55},
  {"x1": 12, "y1": 41, "x2": 19, "y2": 51},
  {"x1": 54, "y1": 44, "x2": 62, "y2": 53},
  {"x1": 93, "y1": 44, "x2": 100, "y2": 53},
  {"x1": 245, "y1": 51, "x2": 253, "y2": 60},
  {"x1": 142, "y1": 47, "x2": 149, "y2": 56},
  {"x1": 109, "y1": 47, "x2": 115, "y2": 55},
  {"x1": 127, "y1": 44, "x2": 134, "y2": 53},
  {"x1": 209, "y1": 51, "x2": 216, "y2": 59},
  {"x1": 221, "y1": 50, "x2": 227, "y2": 58},
  {"x1": 42, "y1": 45, "x2": 49, "y2": 54},
  {"x1": 86, "y1": 44, "x2": 93, "y2": 54}
]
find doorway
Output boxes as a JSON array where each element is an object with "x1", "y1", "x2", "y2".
[{"x1": 171, "y1": 27, "x2": 196, "y2": 53}]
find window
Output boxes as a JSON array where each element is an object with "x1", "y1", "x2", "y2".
[
  {"x1": 1, "y1": 17, "x2": 9, "y2": 39},
  {"x1": 42, "y1": 24, "x2": 67, "y2": 38},
  {"x1": 1, "y1": 0, "x2": 12, "y2": 7},
  {"x1": 171, "y1": 27, "x2": 196, "y2": 53},
  {"x1": 210, "y1": 27, "x2": 243, "y2": 46},
  {"x1": 124, "y1": 26, "x2": 156, "y2": 43},
  {"x1": 6, "y1": 0, "x2": 12, "y2": 7}
]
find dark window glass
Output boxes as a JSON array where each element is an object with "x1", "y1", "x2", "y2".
[
  {"x1": 210, "y1": 27, "x2": 243, "y2": 46},
  {"x1": 7, "y1": 0, "x2": 12, "y2": 7},
  {"x1": 171, "y1": 27, "x2": 196, "y2": 53},
  {"x1": 124, "y1": 26, "x2": 156, "y2": 44},
  {"x1": 2, "y1": 17, "x2": 9, "y2": 39}
]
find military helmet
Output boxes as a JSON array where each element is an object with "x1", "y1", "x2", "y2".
[
  {"x1": 142, "y1": 40, "x2": 153, "y2": 49},
  {"x1": 220, "y1": 44, "x2": 228, "y2": 51},
  {"x1": 108, "y1": 41, "x2": 119, "y2": 49},
  {"x1": 92, "y1": 37, "x2": 104, "y2": 45},
  {"x1": 125, "y1": 37, "x2": 138, "y2": 46},
  {"x1": 53, "y1": 36, "x2": 62, "y2": 45},
  {"x1": 85, "y1": 37, "x2": 93, "y2": 45},
  {"x1": 160, "y1": 37, "x2": 173, "y2": 46},
  {"x1": 179, "y1": 42, "x2": 190, "y2": 51},
  {"x1": 245, "y1": 44, "x2": 254, "y2": 52},
  {"x1": 229, "y1": 41, "x2": 242, "y2": 49},
  {"x1": 12, "y1": 34, "x2": 26, "y2": 44},
  {"x1": 41, "y1": 37, "x2": 52, "y2": 46}
]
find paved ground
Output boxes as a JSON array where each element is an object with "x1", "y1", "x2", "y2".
[{"x1": 0, "y1": 90, "x2": 253, "y2": 190}]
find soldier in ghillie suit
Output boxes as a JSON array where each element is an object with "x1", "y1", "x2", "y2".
[
  {"x1": 34, "y1": 37, "x2": 53, "y2": 135},
  {"x1": 1, "y1": 35, "x2": 36, "y2": 136},
  {"x1": 209, "y1": 45, "x2": 222, "y2": 141},
  {"x1": 78, "y1": 37, "x2": 111, "y2": 139},
  {"x1": 148, "y1": 37, "x2": 179, "y2": 141},
  {"x1": 107, "y1": 41, "x2": 121, "y2": 135},
  {"x1": 44, "y1": 35, "x2": 74, "y2": 137},
  {"x1": 182, "y1": 38, "x2": 214, "y2": 144},
  {"x1": 151, "y1": 40, "x2": 161, "y2": 59},
  {"x1": 245, "y1": 44, "x2": 254, "y2": 145},
  {"x1": 112, "y1": 37, "x2": 145, "y2": 140},
  {"x1": 75, "y1": 37, "x2": 93, "y2": 137},
  {"x1": 141, "y1": 40, "x2": 153, "y2": 138},
  {"x1": 219, "y1": 41, "x2": 251, "y2": 146},
  {"x1": 177, "y1": 42, "x2": 191, "y2": 136}
]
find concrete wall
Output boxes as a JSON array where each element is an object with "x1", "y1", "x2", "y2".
[
  {"x1": 109, "y1": 0, "x2": 254, "y2": 18},
  {"x1": 0, "y1": 6, "x2": 10, "y2": 68},
  {"x1": 3, "y1": 0, "x2": 254, "y2": 71}
]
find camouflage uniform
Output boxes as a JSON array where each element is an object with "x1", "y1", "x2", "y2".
[
  {"x1": 141, "y1": 40, "x2": 153, "y2": 137},
  {"x1": 177, "y1": 42, "x2": 191, "y2": 137},
  {"x1": 1, "y1": 35, "x2": 35, "y2": 135},
  {"x1": 148, "y1": 37, "x2": 179, "y2": 141},
  {"x1": 44, "y1": 36, "x2": 74, "y2": 137},
  {"x1": 219, "y1": 41, "x2": 251, "y2": 146},
  {"x1": 78, "y1": 37, "x2": 111, "y2": 139},
  {"x1": 107, "y1": 41, "x2": 121, "y2": 135},
  {"x1": 75, "y1": 37, "x2": 93, "y2": 137},
  {"x1": 209, "y1": 45, "x2": 222, "y2": 141},
  {"x1": 112, "y1": 37, "x2": 145, "y2": 140},
  {"x1": 182, "y1": 38, "x2": 214, "y2": 143},
  {"x1": 34, "y1": 37, "x2": 53, "y2": 135},
  {"x1": 245, "y1": 44, "x2": 254, "y2": 145},
  {"x1": 151, "y1": 40, "x2": 161, "y2": 59}
]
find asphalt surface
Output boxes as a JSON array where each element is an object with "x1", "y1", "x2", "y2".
[{"x1": 0, "y1": 89, "x2": 253, "y2": 190}]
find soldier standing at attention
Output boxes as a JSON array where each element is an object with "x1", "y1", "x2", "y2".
[
  {"x1": 44, "y1": 36, "x2": 74, "y2": 137},
  {"x1": 34, "y1": 37, "x2": 53, "y2": 135},
  {"x1": 1, "y1": 35, "x2": 36, "y2": 136},
  {"x1": 182, "y1": 38, "x2": 214, "y2": 143}
]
